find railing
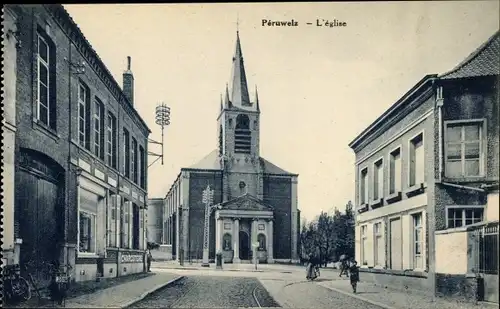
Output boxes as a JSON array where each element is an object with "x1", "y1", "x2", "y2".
[{"x1": 470, "y1": 221, "x2": 499, "y2": 275}]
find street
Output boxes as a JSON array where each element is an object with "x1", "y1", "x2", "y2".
[
  {"x1": 128, "y1": 265, "x2": 386, "y2": 309},
  {"x1": 128, "y1": 276, "x2": 280, "y2": 308}
]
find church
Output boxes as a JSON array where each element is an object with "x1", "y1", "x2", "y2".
[{"x1": 155, "y1": 30, "x2": 300, "y2": 264}]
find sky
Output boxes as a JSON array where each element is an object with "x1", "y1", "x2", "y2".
[{"x1": 64, "y1": 2, "x2": 499, "y2": 221}]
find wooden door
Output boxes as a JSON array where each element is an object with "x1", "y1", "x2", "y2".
[
  {"x1": 390, "y1": 218, "x2": 402, "y2": 270},
  {"x1": 16, "y1": 169, "x2": 61, "y2": 288}
]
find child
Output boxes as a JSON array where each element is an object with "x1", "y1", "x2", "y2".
[{"x1": 348, "y1": 259, "x2": 360, "y2": 293}]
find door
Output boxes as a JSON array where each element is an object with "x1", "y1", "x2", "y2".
[
  {"x1": 389, "y1": 218, "x2": 402, "y2": 270},
  {"x1": 16, "y1": 169, "x2": 62, "y2": 288},
  {"x1": 239, "y1": 231, "x2": 250, "y2": 260}
]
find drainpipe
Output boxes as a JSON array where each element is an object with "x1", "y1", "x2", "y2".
[
  {"x1": 436, "y1": 85, "x2": 444, "y2": 183},
  {"x1": 441, "y1": 182, "x2": 485, "y2": 193}
]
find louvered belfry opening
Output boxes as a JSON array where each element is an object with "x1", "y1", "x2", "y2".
[{"x1": 235, "y1": 114, "x2": 251, "y2": 154}]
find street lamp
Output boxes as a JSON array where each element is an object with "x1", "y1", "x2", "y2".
[
  {"x1": 201, "y1": 185, "x2": 219, "y2": 267},
  {"x1": 148, "y1": 103, "x2": 170, "y2": 168}
]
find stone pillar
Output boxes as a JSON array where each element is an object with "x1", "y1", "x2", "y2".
[
  {"x1": 216, "y1": 215, "x2": 223, "y2": 253},
  {"x1": 291, "y1": 176, "x2": 299, "y2": 262},
  {"x1": 267, "y1": 219, "x2": 274, "y2": 264},
  {"x1": 251, "y1": 219, "x2": 257, "y2": 248},
  {"x1": 233, "y1": 218, "x2": 240, "y2": 263}
]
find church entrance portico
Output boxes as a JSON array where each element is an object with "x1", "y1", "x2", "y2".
[{"x1": 214, "y1": 193, "x2": 275, "y2": 264}]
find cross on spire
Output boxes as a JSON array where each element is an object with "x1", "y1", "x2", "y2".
[{"x1": 236, "y1": 13, "x2": 240, "y2": 33}]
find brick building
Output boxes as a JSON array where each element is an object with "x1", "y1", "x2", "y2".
[
  {"x1": 151, "y1": 31, "x2": 300, "y2": 264},
  {"x1": 9, "y1": 4, "x2": 150, "y2": 284},
  {"x1": 348, "y1": 31, "x2": 499, "y2": 302}
]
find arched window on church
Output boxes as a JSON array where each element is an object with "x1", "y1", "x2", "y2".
[
  {"x1": 223, "y1": 233, "x2": 232, "y2": 251},
  {"x1": 234, "y1": 114, "x2": 251, "y2": 154},
  {"x1": 257, "y1": 234, "x2": 266, "y2": 251}
]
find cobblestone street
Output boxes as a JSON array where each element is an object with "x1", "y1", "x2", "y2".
[{"x1": 127, "y1": 276, "x2": 280, "y2": 308}]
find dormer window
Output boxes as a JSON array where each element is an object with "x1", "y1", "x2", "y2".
[{"x1": 235, "y1": 114, "x2": 251, "y2": 154}]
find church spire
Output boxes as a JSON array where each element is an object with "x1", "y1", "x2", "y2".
[{"x1": 229, "y1": 30, "x2": 251, "y2": 107}]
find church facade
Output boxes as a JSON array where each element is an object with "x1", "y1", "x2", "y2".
[{"x1": 156, "y1": 31, "x2": 300, "y2": 264}]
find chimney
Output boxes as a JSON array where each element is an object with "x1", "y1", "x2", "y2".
[{"x1": 123, "y1": 56, "x2": 134, "y2": 106}]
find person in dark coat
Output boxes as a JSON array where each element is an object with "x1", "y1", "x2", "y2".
[
  {"x1": 146, "y1": 249, "x2": 153, "y2": 272},
  {"x1": 349, "y1": 259, "x2": 360, "y2": 293}
]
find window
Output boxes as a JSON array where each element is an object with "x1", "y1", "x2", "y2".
[
  {"x1": 374, "y1": 222, "x2": 384, "y2": 267},
  {"x1": 123, "y1": 129, "x2": 130, "y2": 178},
  {"x1": 94, "y1": 99, "x2": 105, "y2": 159},
  {"x1": 389, "y1": 148, "x2": 402, "y2": 194},
  {"x1": 412, "y1": 213, "x2": 424, "y2": 270},
  {"x1": 78, "y1": 83, "x2": 91, "y2": 149},
  {"x1": 373, "y1": 159, "x2": 383, "y2": 200},
  {"x1": 234, "y1": 114, "x2": 251, "y2": 154},
  {"x1": 108, "y1": 195, "x2": 118, "y2": 247},
  {"x1": 121, "y1": 200, "x2": 130, "y2": 248},
  {"x1": 79, "y1": 188, "x2": 99, "y2": 254},
  {"x1": 36, "y1": 33, "x2": 56, "y2": 130},
  {"x1": 360, "y1": 168, "x2": 368, "y2": 205},
  {"x1": 257, "y1": 234, "x2": 266, "y2": 251},
  {"x1": 447, "y1": 207, "x2": 484, "y2": 229},
  {"x1": 106, "y1": 113, "x2": 117, "y2": 168},
  {"x1": 132, "y1": 204, "x2": 140, "y2": 250},
  {"x1": 239, "y1": 181, "x2": 247, "y2": 195},
  {"x1": 361, "y1": 225, "x2": 367, "y2": 265},
  {"x1": 139, "y1": 146, "x2": 146, "y2": 188},
  {"x1": 409, "y1": 133, "x2": 424, "y2": 187},
  {"x1": 223, "y1": 233, "x2": 232, "y2": 250},
  {"x1": 131, "y1": 138, "x2": 137, "y2": 183},
  {"x1": 79, "y1": 212, "x2": 96, "y2": 253},
  {"x1": 445, "y1": 121, "x2": 483, "y2": 178}
]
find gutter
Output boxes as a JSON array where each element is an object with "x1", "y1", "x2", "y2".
[
  {"x1": 435, "y1": 83, "x2": 444, "y2": 183},
  {"x1": 439, "y1": 182, "x2": 485, "y2": 193}
]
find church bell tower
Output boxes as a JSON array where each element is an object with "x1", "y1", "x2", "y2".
[{"x1": 217, "y1": 30, "x2": 262, "y2": 202}]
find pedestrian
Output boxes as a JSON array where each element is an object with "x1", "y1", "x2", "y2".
[
  {"x1": 146, "y1": 249, "x2": 153, "y2": 272},
  {"x1": 349, "y1": 259, "x2": 360, "y2": 293},
  {"x1": 305, "y1": 253, "x2": 318, "y2": 280},
  {"x1": 339, "y1": 254, "x2": 349, "y2": 277}
]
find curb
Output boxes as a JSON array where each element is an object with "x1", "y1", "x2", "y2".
[
  {"x1": 319, "y1": 283, "x2": 396, "y2": 309},
  {"x1": 120, "y1": 276, "x2": 185, "y2": 308}
]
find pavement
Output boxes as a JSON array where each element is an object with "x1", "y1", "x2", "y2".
[
  {"x1": 64, "y1": 272, "x2": 183, "y2": 308},
  {"x1": 57, "y1": 263, "x2": 498, "y2": 308}
]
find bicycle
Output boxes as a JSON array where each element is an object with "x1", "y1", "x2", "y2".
[{"x1": 3, "y1": 264, "x2": 32, "y2": 304}]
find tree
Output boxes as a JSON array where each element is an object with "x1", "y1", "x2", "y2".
[{"x1": 298, "y1": 201, "x2": 356, "y2": 266}]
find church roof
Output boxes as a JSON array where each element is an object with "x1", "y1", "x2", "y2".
[
  {"x1": 440, "y1": 31, "x2": 500, "y2": 80},
  {"x1": 185, "y1": 149, "x2": 297, "y2": 176}
]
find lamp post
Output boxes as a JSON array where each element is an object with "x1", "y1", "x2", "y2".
[
  {"x1": 148, "y1": 103, "x2": 170, "y2": 168},
  {"x1": 201, "y1": 185, "x2": 217, "y2": 267}
]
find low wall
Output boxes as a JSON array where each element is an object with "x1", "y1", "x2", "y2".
[
  {"x1": 359, "y1": 268, "x2": 432, "y2": 295},
  {"x1": 74, "y1": 248, "x2": 145, "y2": 283},
  {"x1": 436, "y1": 273, "x2": 479, "y2": 303}
]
